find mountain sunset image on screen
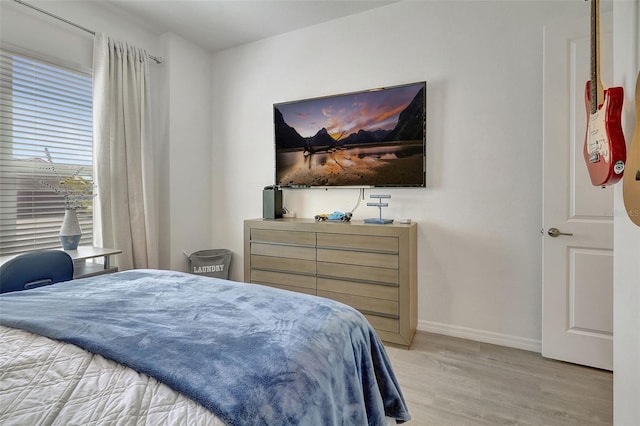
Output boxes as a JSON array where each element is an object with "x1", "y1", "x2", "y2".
[{"x1": 274, "y1": 81, "x2": 426, "y2": 188}]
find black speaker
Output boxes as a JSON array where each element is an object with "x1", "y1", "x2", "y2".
[{"x1": 263, "y1": 187, "x2": 283, "y2": 219}]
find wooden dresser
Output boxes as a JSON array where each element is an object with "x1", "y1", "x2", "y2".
[{"x1": 244, "y1": 218, "x2": 417, "y2": 348}]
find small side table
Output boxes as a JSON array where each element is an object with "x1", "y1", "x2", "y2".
[{"x1": 65, "y1": 246, "x2": 122, "y2": 279}]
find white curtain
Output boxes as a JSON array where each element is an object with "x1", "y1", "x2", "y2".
[{"x1": 92, "y1": 33, "x2": 158, "y2": 270}]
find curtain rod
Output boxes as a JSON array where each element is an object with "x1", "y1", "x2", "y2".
[{"x1": 13, "y1": 0, "x2": 163, "y2": 64}]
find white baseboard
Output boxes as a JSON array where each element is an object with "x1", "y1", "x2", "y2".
[{"x1": 418, "y1": 320, "x2": 542, "y2": 353}]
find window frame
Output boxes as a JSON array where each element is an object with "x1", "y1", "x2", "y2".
[{"x1": 0, "y1": 45, "x2": 94, "y2": 257}]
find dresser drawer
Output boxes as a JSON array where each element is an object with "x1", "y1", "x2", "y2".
[
  {"x1": 317, "y1": 290, "x2": 398, "y2": 317},
  {"x1": 251, "y1": 229, "x2": 316, "y2": 246},
  {"x1": 364, "y1": 314, "x2": 399, "y2": 333},
  {"x1": 317, "y1": 248, "x2": 398, "y2": 269},
  {"x1": 255, "y1": 282, "x2": 316, "y2": 296},
  {"x1": 317, "y1": 262, "x2": 398, "y2": 285},
  {"x1": 251, "y1": 269, "x2": 316, "y2": 290},
  {"x1": 317, "y1": 233, "x2": 398, "y2": 252},
  {"x1": 251, "y1": 255, "x2": 316, "y2": 275},
  {"x1": 252, "y1": 242, "x2": 315, "y2": 261},
  {"x1": 317, "y1": 278, "x2": 398, "y2": 301}
]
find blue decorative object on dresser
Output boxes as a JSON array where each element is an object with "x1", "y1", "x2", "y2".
[{"x1": 364, "y1": 194, "x2": 394, "y2": 224}]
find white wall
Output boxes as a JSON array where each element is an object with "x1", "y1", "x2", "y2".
[
  {"x1": 158, "y1": 32, "x2": 213, "y2": 271},
  {"x1": 613, "y1": 1, "x2": 640, "y2": 423},
  {"x1": 0, "y1": 0, "x2": 160, "y2": 70},
  {"x1": 210, "y1": 0, "x2": 583, "y2": 349}
]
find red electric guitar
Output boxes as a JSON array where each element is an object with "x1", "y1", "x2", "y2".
[
  {"x1": 583, "y1": 0, "x2": 626, "y2": 187},
  {"x1": 622, "y1": 71, "x2": 640, "y2": 226}
]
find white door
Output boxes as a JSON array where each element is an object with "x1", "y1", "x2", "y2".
[{"x1": 542, "y1": 12, "x2": 614, "y2": 370}]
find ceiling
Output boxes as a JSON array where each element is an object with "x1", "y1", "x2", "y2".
[{"x1": 102, "y1": 0, "x2": 396, "y2": 53}]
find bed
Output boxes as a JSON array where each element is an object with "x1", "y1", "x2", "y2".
[{"x1": 0, "y1": 269, "x2": 410, "y2": 425}]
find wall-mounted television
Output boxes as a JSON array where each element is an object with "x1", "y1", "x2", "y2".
[{"x1": 274, "y1": 81, "x2": 426, "y2": 188}]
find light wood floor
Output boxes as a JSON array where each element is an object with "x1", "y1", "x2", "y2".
[{"x1": 384, "y1": 332, "x2": 613, "y2": 425}]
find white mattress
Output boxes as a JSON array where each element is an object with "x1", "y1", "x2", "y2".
[{"x1": 0, "y1": 325, "x2": 224, "y2": 425}]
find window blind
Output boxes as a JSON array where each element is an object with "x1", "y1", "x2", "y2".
[{"x1": 0, "y1": 48, "x2": 93, "y2": 256}]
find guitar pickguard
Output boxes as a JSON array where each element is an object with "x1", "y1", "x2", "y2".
[{"x1": 587, "y1": 107, "x2": 610, "y2": 163}]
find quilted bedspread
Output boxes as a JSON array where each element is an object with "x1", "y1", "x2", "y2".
[
  {"x1": 0, "y1": 269, "x2": 410, "y2": 425},
  {"x1": 0, "y1": 325, "x2": 224, "y2": 425}
]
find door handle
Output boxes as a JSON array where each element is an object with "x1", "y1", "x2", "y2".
[{"x1": 548, "y1": 227, "x2": 573, "y2": 237}]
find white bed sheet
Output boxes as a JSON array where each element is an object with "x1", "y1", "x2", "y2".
[{"x1": 0, "y1": 325, "x2": 224, "y2": 425}]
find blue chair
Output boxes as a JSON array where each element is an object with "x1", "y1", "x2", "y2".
[{"x1": 0, "y1": 250, "x2": 74, "y2": 294}]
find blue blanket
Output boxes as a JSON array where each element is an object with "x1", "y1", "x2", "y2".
[{"x1": 0, "y1": 269, "x2": 410, "y2": 425}]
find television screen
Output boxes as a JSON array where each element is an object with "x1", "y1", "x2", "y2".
[{"x1": 274, "y1": 81, "x2": 426, "y2": 188}]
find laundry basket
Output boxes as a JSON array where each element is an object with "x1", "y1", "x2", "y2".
[{"x1": 186, "y1": 249, "x2": 232, "y2": 280}]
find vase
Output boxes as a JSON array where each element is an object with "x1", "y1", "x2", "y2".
[{"x1": 60, "y1": 209, "x2": 82, "y2": 250}]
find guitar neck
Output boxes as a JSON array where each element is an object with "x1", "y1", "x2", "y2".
[{"x1": 590, "y1": 0, "x2": 604, "y2": 113}]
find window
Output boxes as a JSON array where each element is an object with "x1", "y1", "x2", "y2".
[{"x1": 0, "y1": 48, "x2": 93, "y2": 257}]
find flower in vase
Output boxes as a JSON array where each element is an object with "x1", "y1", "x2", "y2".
[{"x1": 40, "y1": 148, "x2": 95, "y2": 211}]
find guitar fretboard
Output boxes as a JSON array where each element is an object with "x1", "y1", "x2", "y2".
[{"x1": 589, "y1": 0, "x2": 599, "y2": 114}]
